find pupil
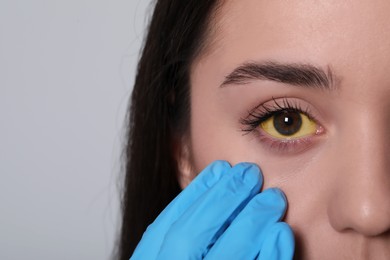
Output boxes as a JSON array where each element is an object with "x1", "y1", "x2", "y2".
[{"x1": 273, "y1": 111, "x2": 302, "y2": 136}]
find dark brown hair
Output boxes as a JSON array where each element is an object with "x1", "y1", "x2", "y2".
[{"x1": 115, "y1": 0, "x2": 222, "y2": 259}]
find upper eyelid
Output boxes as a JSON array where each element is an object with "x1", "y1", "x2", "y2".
[
  {"x1": 240, "y1": 97, "x2": 322, "y2": 132},
  {"x1": 253, "y1": 97, "x2": 313, "y2": 118}
]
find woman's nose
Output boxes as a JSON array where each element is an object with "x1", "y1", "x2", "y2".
[{"x1": 327, "y1": 116, "x2": 390, "y2": 237}]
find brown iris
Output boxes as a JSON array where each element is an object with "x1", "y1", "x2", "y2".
[{"x1": 273, "y1": 110, "x2": 302, "y2": 136}]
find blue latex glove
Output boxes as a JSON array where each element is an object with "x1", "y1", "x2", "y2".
[{"x1": 131, "y1": 160, "x2": 295, "y2": 259}]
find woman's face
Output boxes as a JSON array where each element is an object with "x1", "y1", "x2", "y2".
[{"x1": 185, "y1": 0, "x2": 390, "y2": 258}]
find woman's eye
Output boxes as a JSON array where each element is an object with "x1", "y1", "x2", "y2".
[{"x1": 260, "y1": 110, "x2": 318, "y2": 139}]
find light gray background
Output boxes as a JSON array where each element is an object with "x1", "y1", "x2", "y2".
[{"x1": 1, "y1": 0, "x2": 153, "y2": 259}]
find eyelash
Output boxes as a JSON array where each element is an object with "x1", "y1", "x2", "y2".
[{"x1": 240, "y1": 97, "x2": 323, "y2": 153}]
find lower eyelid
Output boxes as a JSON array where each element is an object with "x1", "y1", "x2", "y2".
[
  {"x1": 258, "y1": 133, "x2": 316, "y2": 154},
  {"x1": 257, "y1": 124, "x2": 325, "y2": 154}
]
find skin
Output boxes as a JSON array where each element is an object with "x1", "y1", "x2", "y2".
[{"x1": 180, "y1": 0, "x2": 390, "y2": 258}]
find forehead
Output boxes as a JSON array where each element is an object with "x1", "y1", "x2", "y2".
[
  {"x1": 204, "y1": 1, "x2": 390, "y2": 64},
  {"x1": 193, "y1": 0, "x2": 390, "y2": 96}
]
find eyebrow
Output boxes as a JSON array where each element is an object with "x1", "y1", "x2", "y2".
[{"x1": 220, "y1": 61, "x2": 338, "y2": 91}]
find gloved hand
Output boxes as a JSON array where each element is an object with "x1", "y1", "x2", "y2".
[{"x1": 131, "y1": 160, "x2": 295, "y2": 259}]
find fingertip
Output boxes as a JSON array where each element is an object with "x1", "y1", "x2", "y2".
[
  {"x1": 210, "y1": 160, "x2": 232, "y2": 171},
  {"x1": 193, "y1": 160, "x2": 231, "y2": 187},
  {"x1": 273, "y1": 222, "x2": 295, "y2": 246},
  {"x1": 267, "y1": 187, "x2": 287, "y2": 204},
  {"x1": 232, "y1": 162, "x2": 263, "y2": 186},
  {"x1": 255, "y1": 188, "x2": 288, "y2": 215},
  {"x1": 259, "y1": 222, "x2": 295, "y2": 260}
]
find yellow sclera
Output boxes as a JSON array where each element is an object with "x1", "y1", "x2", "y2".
[{"x1": 260, "y1": 112, "x2": 317, "y2": 139}]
